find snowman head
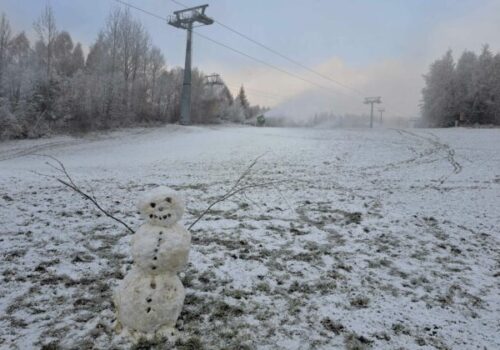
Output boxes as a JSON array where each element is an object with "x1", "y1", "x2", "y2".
[{"x1": 138, "y1": 186, "x2": 185, "y2": 227}]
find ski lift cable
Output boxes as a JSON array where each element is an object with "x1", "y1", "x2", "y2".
[
  {"x1": 226, "y1": 84, "x2": 285, "y2": 101},
  {"x1": 191, "y1": 30, "x2": 346, "y2": 97},
  {"x1": 168, "y1": 0, "x2": 410, "y2": 117},
  {"x1": 110, "y1": 0, "x2": 354, "y2": 99},
  {"x1": 170, "y1": 0, "x2": 365, "y2": 96}
]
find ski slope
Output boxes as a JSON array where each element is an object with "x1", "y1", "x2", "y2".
[{"x1": 0, "y1": 125, "x2": 499, "y2": 349}]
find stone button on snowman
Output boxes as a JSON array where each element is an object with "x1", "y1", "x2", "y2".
[{"x1": 114, "y1": 186, "x2": 191, "y2": 340}]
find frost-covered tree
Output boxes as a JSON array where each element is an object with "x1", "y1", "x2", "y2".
[
  {"x1": 4, "y1": 32, "x2": 32, "y2": 111},
  {"x1": 53, "y1": 31, "x2": 76, "y2": 76},
  {"x1": 236, "y1": 85, "x2": 251, "y2": 118},
  {"x1": 491, "y1": 53, "x2": 500, "y2": 124},
  {"x1": 422, "y1": 46, "x2": 500, "y2": 126},
  {"x1": 0, "y1": 7, "x2": 262, "y2": 140},
  {"x1": 0, "y1": 13, "x2": 12, "y2": 97},
  {"x1": 421, "y1": 50, "x2": 456, "y2": 126},
  {"x1": 33, "y1": 4, "x2": 58, "y2": 79},
  {"x1": 197, "y1": 79, "x2": 234, "y2": 124},
  {"x1": 471, "y1": 45, "x2": 496, "y2": 124},
  {"x1": 454, "y1": 50, "x2": 477, "y2": 123},
  {"x1": 71, "y1": 43, "x2": 85, "y2": 73},
  {"x1": 148, "y1": 47, "x2": 165, "y2": 118}
]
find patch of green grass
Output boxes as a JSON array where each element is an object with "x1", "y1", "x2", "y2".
[
  {"x1": 221, "y1": 344, "x2": 253, "y2": 350},
  {"x1": 132, "y1": 337, "x2": 171, "y2": 350},
  {"x1": 175, "y1": 336, "x2": 204, "y2": 350},
  {"x1": 41, "y1": 343, "x2": 60, "y2": 350},
  {"x1": 225, "y1": 289, "x2": 251, "y2": 300},
  {"x1": 342, "y1": 211, "x2": 362, "y2": 225},
  {"x1": 367, "y1": 258, "x2": 392, "y2": 269},
  {"x1": 315, "y1": 280, "x2": 337, "y2": 295},
  {"x1": 321, "y1": 318, "x2": 345, "y2": 335},
  {"x1": 391, "y1": 322, "x2": 411, "y2": 335},
  {"x1": 238, "y1": 202, "x2": 249, "y2": 210},
  {"x1": 256, "y1": 282, "x2": 271, "y2": 293},
  {"x1": 344, "y1": 332, "x2": 373, "y2": 350},
  {"x1": 288, "y1": 281, "x2": 312, "y2": 294},
  {"x1": 287, "y1": 298, "x2": 304, "y2": 316},
  {"x1": 350, "y1": 296, "x2": 370, "y2": 309},
  {"x1": 210, "y1": 301, "x2": 244, "y2": 321},
  {"x1": 179, "y1": 294, "x2": 212, "y2": 323}
]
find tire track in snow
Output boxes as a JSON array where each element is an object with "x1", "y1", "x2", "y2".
[
  {"x1": 359, "y1": 129, "x2": 442, "y2": 175},
  {"x1": 395, "y1": 129, "x2": 463, "y2": 185}
]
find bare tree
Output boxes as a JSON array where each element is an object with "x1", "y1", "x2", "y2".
[
  {"x1": 34, "y1": 4, "x2": 58, "y2": 78},
  {"x1": 148, "y1": 47, "x2": 165, "y2": 117},
  {"x1": 0, "y1": 13, "x2": 12, "y2": 96}
]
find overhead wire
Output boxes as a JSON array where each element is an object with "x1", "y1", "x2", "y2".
[
  {"x1": 110, "y1": 0, "x2": 355, "y2": 99},
  {"x1": 168, "y1": 0, "x2": 412, "y2": 117},
  {"x1": 169, "y1": 0, "x2": 364, "y2": 96},
  {"x1": 191, "y1": 30, "x2": 342, "y2": 96},
  {"x1": 112, "y1": 0, "x2": 166, "y2": 21},
  {"x1": 225, "y1": 84, "x2": 285, "y2": 102},
  {"x1": 111, "y1": 0, "x2": 410, "y2": 117}
]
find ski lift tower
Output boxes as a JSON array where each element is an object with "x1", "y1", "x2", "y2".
[
  {"x1": 364, "y1": 96, "x2": 382, "y2": 128},
  {"x1": 204, "y1": 74, "x2": 224, "y2": 87},
  {"x1": 378, "y1": 107, "x2": 385, "y2": 125},
  {"x1": 168, "y1": 5, "x2": 214, "y2": 125}
]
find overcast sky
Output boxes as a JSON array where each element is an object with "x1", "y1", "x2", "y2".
[{"x1": 2, "y1": 0, "x2": 500, "y2": 118}]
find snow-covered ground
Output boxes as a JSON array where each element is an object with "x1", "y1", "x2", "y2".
[{"x1": 0, "y1": 125, "x2": 499, "y2": 349}]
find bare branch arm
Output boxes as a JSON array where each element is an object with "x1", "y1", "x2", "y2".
[
  {"x1": 187, "y1": 152, "x2": 282, "y2": 230},
  {"x1": 35, "y1": 155, "x2": 135, "y2": 234}
]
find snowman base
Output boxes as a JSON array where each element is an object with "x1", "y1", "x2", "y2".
[
  {"x1": 114, "y1": 267, "x2": 185, "y2": 341},
  {"x1": 114, "y1": 323, "x2": 180, "y2": 343}
]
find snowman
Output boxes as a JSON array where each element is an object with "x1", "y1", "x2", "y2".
[{"x1": 114, "y1": 186, "x2": 191, "y2": 340}]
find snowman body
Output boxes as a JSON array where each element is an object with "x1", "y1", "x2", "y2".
[{"x1": 114, "y1": 187, "x2": 190, "y2": 340}]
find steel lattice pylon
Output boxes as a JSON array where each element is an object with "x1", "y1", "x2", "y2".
[{"x1": 168, "y1": 5, "x2": 214, "y2": 125}]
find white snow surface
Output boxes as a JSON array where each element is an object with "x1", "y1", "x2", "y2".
[{"x1": 0, "y1": 125, "x2": 499, "y2": 349}]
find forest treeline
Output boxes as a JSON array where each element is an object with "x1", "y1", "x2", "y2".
[
  {"x1": 0, "y1": 5, "x2": 266, "y2": 140},
  {"x1": 421, "y1": 46, "x2": 500, "y2": 127}
]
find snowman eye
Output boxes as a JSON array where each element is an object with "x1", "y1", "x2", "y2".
[
  {"x1": 150, "y1": 203, "x2": 156, "y2": 208},
  {"x1": 165, "y1": 197, "x2": 172, "y2": 203}
]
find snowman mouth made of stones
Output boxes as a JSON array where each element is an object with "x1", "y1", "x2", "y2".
[{"x1": 114, "y1": 186, "x2": 191, "y2": 341}]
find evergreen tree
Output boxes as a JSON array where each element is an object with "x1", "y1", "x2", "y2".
[
  {"x1": 53, "y1": 31, "x2": 74, "y2": 76},
  {"x1": 454, "y1": 50, "x2": 477, "y2": 123},
  {"x1": 491, "y1": 53, "x2": 500, "y2": 124},
  {"x1": 421, "y1": 50, "x2": 456, "y2": 126},
  {"x1": 237, "y1": 85, "x2": 251, "y2": 118},
  {"x1": 472, "y1": 45, "x2": 495, "y2": 124},
  {"x1": 71, "y1": 43, "x2": 85, "y2": 73}
]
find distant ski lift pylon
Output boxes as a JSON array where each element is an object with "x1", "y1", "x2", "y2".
[{"x1": 204, "y1": 74, "x2": 224, "y2": 86}]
